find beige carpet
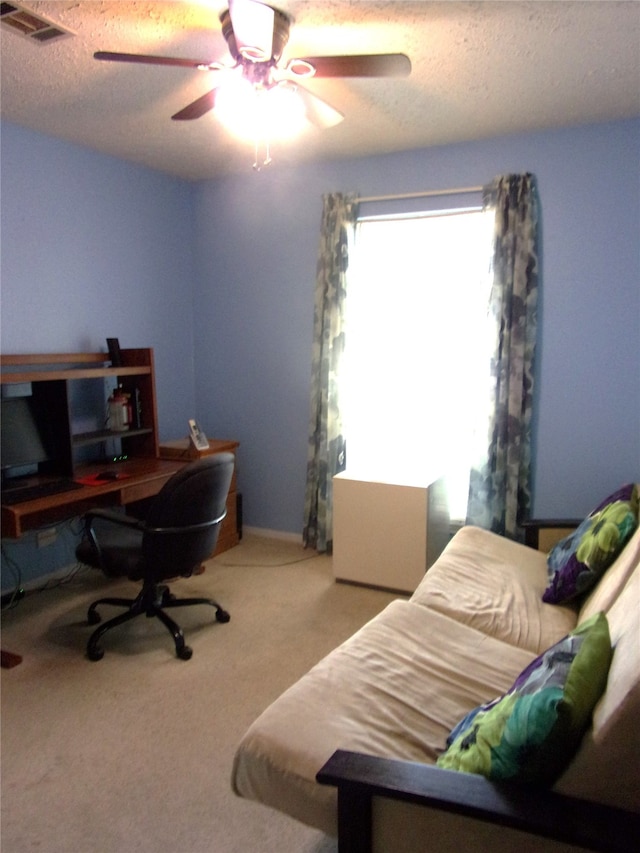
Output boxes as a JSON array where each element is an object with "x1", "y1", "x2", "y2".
[{"x1": 1, "y1": 535, "x2": 399, "y2": 852}]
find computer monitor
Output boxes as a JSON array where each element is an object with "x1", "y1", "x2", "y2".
[{"x1": 1, "y1": 395, "x2": 51, "y2": 478}]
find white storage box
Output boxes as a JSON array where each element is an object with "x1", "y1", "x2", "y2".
[{"x1": 332, "y1": 472, "x2": 449, "y2": 593}]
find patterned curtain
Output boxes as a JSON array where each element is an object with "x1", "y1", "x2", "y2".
[
  {"x1": 303, "y1": 193, "x2": 358, "y2": 552},
  {"x1": 466, "y1": 174, "x2": 539, "y2": 539}
]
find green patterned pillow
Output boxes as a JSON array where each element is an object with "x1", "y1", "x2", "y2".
[{"x1": 437, "y1": 613, "x2": 612, "y2": 785}]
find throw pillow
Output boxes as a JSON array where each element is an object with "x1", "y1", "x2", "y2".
[
  {"x1": 542, "y1": 484, "x2": 639, "y2": 605},
  {"x1": 436, "y1": 612, "x2": 612, "y2": 785}
]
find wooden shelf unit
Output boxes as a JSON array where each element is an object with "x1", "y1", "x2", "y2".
[{"x1": 1, "y1": 348, "x2": 159, "y2": 475}]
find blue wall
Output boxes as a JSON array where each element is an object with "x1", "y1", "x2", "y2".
[
  {"x1": 1, "y1": 118, "x2": 639, "y2": 586},
  {"x1": 194, "y1": 119, "x2": 640, "y2": 528},
  {"x1": 1, "y1": 123, "x2": 197, "y2": 586},
  {"x1": 1, "y1": 122, "x2": 197, "y2": 436}
]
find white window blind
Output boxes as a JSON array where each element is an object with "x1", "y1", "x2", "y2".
[{"x1": 343, "y1": 208, "x2": 494, "y2": 519}]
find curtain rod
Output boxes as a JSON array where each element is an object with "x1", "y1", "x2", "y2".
[{"x1": 356, "y1": 185, "x2": 483, "y2": 204}]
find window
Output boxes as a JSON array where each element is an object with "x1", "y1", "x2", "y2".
[{"x1": 342, "y1": 207, "x2": 494, "y2": 519}]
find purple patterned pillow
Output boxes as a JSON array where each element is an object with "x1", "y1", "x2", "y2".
[{"x1": 543, "y1": 484, "x2": 638, "y2": 605}]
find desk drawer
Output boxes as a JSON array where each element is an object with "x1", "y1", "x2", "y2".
[{"x1": 119, "y1": 477, "x2": 173, "y2": 505}]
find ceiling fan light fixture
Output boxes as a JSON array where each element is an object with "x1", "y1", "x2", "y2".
[
  {"x1": 239, "y1": 45, "x2": 267, "y2": 61},
  {"x1": 286, "y1": 58, "x2": 316, "y2": 79},
  {"x1": 228, "y1": 0, "x2": 275, "y2": 63},
  {"x1": 215, "y1": 74, "x2": 256, "y2": 139},
  {"x1": 266, "y1": 83, "x2": 307, "y2": 137},
  {"x1": 215, "y1": 75, "x2": 307, "y2": 145}
]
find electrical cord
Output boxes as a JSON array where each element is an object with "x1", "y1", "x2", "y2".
[
  {"x1": 0, "y1": 544, "x2": 23, "y2": 610},
  {"x1": 1, "y1": 518, "x2": 89, "y2": 609},
  {"x1": 214, "y1": 552, "x2": 323, "y2": 568},
  {"x1": 33, "y1": 561, "x2": 90, "y2": 593}
]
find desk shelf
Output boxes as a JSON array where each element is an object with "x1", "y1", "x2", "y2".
[
  {"x1": 73, "y1": 427, "x2": 153, "y2": 447},
  {"x1": 0, "y1": 365, "x2": 151, "y2": 384},
  {"x1": 1, "y1": 348, "x2": 159, "y2": 478}
]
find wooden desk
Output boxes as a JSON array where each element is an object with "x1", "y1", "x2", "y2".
[
  {"x1": 0, "y1": 451, "x2": 237, "y2": 669},
  {"x1": 1, "y1": 458, "x2": 183, "y2": 539},
  {"x1": 2, "y1": 348, "x2": 170, "y2": 539}
]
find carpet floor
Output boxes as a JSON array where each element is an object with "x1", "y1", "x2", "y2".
[{"x1": 1, "y1": 534, "x2": 399, "y2": 852}]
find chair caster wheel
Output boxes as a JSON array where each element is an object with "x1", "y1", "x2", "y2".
[
  {"x1": 88, "y1": 610, "x2": 101, "y2": 626},
  {"x1": 87, "y1": 646, "x2": 104, "y2": 662},
  {"x1": 216, "y1": 609, "x2": 231, "y2": 623},
  {"x1": 177, "y1": 645, "x2": 193, "y2": 660}
]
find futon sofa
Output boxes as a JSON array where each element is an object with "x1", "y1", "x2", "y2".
[{"x1": 232, "y1": 486, "x2": 640, "y2": 852}]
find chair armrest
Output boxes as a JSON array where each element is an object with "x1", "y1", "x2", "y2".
[
  {"x1": 316, "y1": 750, "x2": 639, "y2": 853},
  {"x1": 520, "y1": 518, "x2": 581, "y2": 549},
  {"x1": 82, "y1": 508, "x2": 144, "y2": 530},
  {"x1": 80, "y1": 508, "x2": 145, "y2": 567}
]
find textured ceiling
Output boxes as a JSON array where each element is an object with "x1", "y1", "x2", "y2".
[{"x1": 1, "y1": 1, "x2": 639, "y2": 181}]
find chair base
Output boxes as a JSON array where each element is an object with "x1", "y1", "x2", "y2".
[{"x1": 86, "y1": 582, "x2": 230, "y2": 661}]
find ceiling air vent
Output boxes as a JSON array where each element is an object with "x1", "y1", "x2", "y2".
[{"x1": 0, "y1": 2, "x2": 73, "y2": 43}]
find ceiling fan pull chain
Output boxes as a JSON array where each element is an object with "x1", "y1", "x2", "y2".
[
  {"x1": 252, "y1": 137, "x2": 261, "y2": 171},
  {"x1": 252, "y1": 136, "x2": 272, "y2": 171}
]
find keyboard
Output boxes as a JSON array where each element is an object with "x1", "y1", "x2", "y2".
[{"x1": 2, "y1": 479, "x2": 83, "y2": 505}]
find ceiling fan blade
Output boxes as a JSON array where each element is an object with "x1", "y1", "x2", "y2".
[
  {"x1": 95, "y1": 51, "x2": 214, "y2": 70},
  {"x1": 296, "y1": 85, "x2": 344, "y2": 129},
  {"x1": 172, "y1": 89, "x2": 218, "y2": 121},
  {"x1": 300, "y1": 53, "x2": 411, "y2": 78},
  {"x1": 228, "y1": 0, "x2": 275, "y2": 61}
]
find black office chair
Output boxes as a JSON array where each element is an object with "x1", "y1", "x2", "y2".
[{"x1": 76, "y1": 453, "x2": 235, "y2": 661}]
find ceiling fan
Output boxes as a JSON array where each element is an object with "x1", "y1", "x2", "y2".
[{"x1": 94, "y1": 0, "x2": 411, "y2": 131}]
